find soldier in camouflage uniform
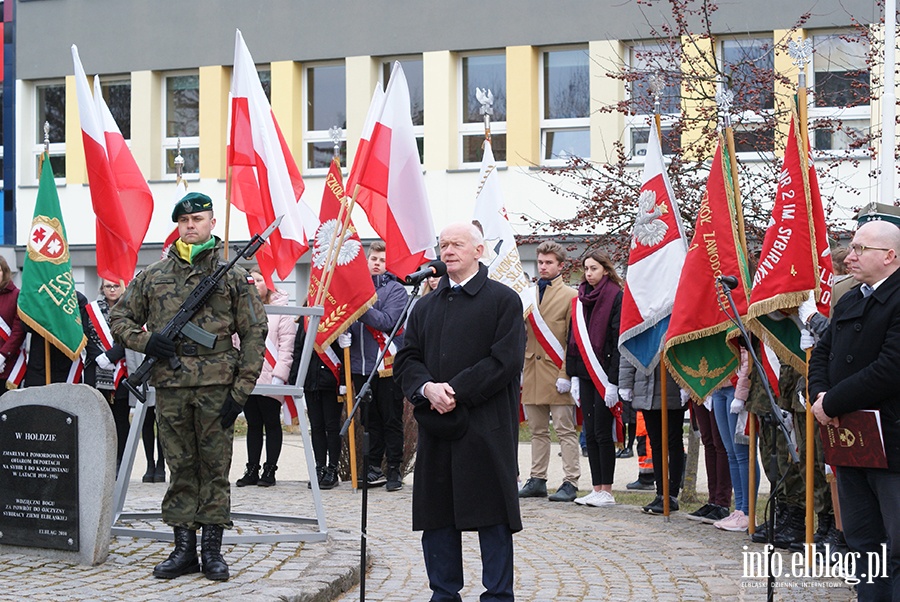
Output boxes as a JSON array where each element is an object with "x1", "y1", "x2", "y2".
[{"x1": 110, "y1": 192, "x2": 267, "y2": 582}]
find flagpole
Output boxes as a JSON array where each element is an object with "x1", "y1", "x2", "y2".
[
  {"x1": 648, "y1": 74, "x2": 672, "y2": 518},
  {"x1": 882, "y1": 0, "x2": 897, "y2": 205},
  {"x1": 344, "y1": 346, "x2": 358, "y2": 491},
  {"x1": 224, "y1": 139, "x2": 232, "y2": 260},
  {"x1": 41, "y1": 122, "x2": 53, "y2": 386},
  {"x1": 789, "y1": 36, "x2": 818, "y2": 561},
  {"x1": 314, "y1": 127, "x2": 354, "y2": 308}
]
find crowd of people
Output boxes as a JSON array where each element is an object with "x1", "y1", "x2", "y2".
[{"x1": 1, "y1": 189, "x2": 895, "y2": 599}]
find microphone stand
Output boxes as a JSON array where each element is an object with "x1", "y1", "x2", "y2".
[
  {"x1": 340, "y1": 279, "x2": 423, "y2": 602},
  {"x1": 716, "y1": 278, "x2": 798, "y2": 602}
]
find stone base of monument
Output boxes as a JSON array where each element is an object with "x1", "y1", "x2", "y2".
[{"x1": 0, "y1": 383, "x2": 115, "y2": 565}]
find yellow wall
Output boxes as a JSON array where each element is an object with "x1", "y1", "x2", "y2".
[
  {"x1": 680, "y1": 35, "x2": 718, "y2": 161},
  {"x1": 65, "y1": 75, "x2": 85, "y2": 185},
  {"x1": 773, "y1": 28, "x2": 806, "y2": 157},
  {"x1": 199, "y1": 65, "x2": 230, "y2": 180},
  {"x1": 506, "y1": 45, "x2": 539, "y2": 166},
  {"x1": 271, "y1": 60, "x2": 304, "y2": 168},
  {"x1": 346, "y1": 56, "x2": 379, "y2": 170},
  {"x1": 423, "y1": 51, "x2": 456, "y2": 170},
  {"x1": 590, "y1": 40, "x2": 626, "y2": 162}
]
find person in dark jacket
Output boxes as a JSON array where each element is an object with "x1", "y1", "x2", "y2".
[
  {"x1": 566, "y1": 250, "x2": 623, "y2": 507},
  {"x1": 809, "y1": 220, "x2": 900, "y2": 600},
  {"x1": 394, "y1": 222, "x2": 525, "y2": 602},
  {"x1": 345, "y1": 240, "x2": 409, "y2": 491},
  {"x1": 0, "y1": 256, "x2": 26, "y2": 392}
]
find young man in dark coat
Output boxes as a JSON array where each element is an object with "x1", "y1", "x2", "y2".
[
  {"x1": 394, "y1": 222, "x2": 526, "y2": 602},
  {"x1": 809, "y1": 219, "x2": 900, "y2": 600}
]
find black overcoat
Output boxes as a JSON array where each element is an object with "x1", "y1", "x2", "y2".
[
  {"x1": 394, "y1": 264, "x2": 526, "y2": 532},
  {"x1": 808, "y1": 268, "x2": 900, "y2": 471}
]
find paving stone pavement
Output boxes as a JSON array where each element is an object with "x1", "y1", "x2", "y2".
[{"x1": 0, "y1": 433, "x2": 860, "y2": 601}]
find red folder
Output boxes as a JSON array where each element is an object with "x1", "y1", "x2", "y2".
[{"x1": 819, "y1": 409, "x2": 888, "y2": 469}]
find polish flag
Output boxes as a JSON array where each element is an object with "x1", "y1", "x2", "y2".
[
  {"x1": 346, "y1": 62, "x2": 436, "y2": 279},
  {"x1": 228, "y1": 29, "x2": 318, "y2": 288},
  {"x1": 72, "y1": 45, "x2": 153, "y2": 285}
]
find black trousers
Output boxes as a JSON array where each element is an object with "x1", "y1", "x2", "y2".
[
  {"x1": 243, "y1": 394, "x2": 283, "y2": 466},
  {"x1": 353, "y1": 374, "x2": 404, "y2": 467},
  {"x1": 306, "y1": 389, "x2": 343, "y2": 468},
  {"x1": 642, "y1": 407, "x2": 686, "y2": 497}
]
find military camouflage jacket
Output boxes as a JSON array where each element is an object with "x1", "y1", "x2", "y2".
[
  {"x1": 109, "y1": 238, "x2": 267, "y2": 403},
  {"x1": 746, "y1": 362, "x2": 802, "y2": 415}
]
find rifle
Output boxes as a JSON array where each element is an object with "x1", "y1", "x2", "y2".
[{"x1": 122, "y1": 216, "x2": 282, "y2": 403}]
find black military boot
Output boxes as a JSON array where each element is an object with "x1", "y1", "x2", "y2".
[
  {"x1": 200, "y1": 524, "x2": 229, "y2": 581},
  {"x1": 152, "y1": 527, "x2": 200, "y2": 579},
  {"x1": 751, "y1": 502, "x2": 786, "y2": 544},
  {"x1": 258, "y1": 463, "x2": 277, "y2": 487},
  {"x1": 236, "y1": 463, "x2": 260, "y2": 487},
  {"x1": 790, "y1": 512, "x2": 834, "y2": 551},
  {"x1": 774, "y1": 505, "x2": 806, "y2": 549}
]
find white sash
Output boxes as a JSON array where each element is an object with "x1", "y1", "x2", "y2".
[
  {"x1": 571, "y1": 297, "x2": 611, "y2": 396},
  {"x1": 526, "y1": 287, "x2": 565, "y2": 369}
]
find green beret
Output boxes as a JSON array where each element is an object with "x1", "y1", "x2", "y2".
[
  {"x1": 856, "y1": 202, "x2": 900, "y2": 228},
  {"x1": 172, "y1": 192, "x2": 214, "y2": 221}
]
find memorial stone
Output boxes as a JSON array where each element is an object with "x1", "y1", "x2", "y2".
[{"x1": 0, "y1": 384, "x2": 115, "y2": 565}]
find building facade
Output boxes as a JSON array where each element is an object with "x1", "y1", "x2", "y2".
[{"x1": 1, "y1": 0, "x2": 890, "y2": 295}]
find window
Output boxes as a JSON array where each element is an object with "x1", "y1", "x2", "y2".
[
  {"x1": 721, "y1": 37, "x2": 775, "y2": 155},
  {"x1": 304, "y1": 62, "x2": 346, "y2": 170},
  {"x1": 258, "y1": 68, "x2": 271, "y2": 102},
  {"x1": 810, "y1": 33, "x2": 871, "y2": 153},
  {"x1": 626, "y1": 43, "x2": 681, "y2": 158},
  {"x1": 382, "y1": 57, "x2": 424, "y2": 163},
  {"x1": 100, "y1": 78, "x2": 131, "y2": 139},
  {"x1": 460, "y1": 52, "x2": 506, "y2": 164},
  {"x1": 540, "y1": 47, "x2": 590, "y2": 163},
  {"x1": 34, "y1": 81, "x2": 66, "y2": 179},
  {"x1": 164, "y1": 73, "x2": 199, "y2": 176}
]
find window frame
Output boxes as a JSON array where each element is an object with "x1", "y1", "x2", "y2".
[
  {"x1": 717, "y1": 36, "x2": 776, "y2": 161},
  {"x1": 458, "y1": 50, "x2": 507, "y2": 167},
  {"x1": 808, "y1": 31, "x2": 872, "y2": 158},
  {"x1": 303, "y1": 60, "x2": 347, "y2": 175},
  {"x1": 380, "y1": 56, "x2": 425, "y2": 164},
  {"x1": 539, "y1": 45, "x2": 591, "y2": 166},
  {"x1": 32, "y1": 79, "x2": 67, "y2": 183},
  {"x1": 161, "y1": 70, "x2": 200, "y2": 180},
  {"x1": 624, "y1": 42, "x2": 682, "y2": 163}
]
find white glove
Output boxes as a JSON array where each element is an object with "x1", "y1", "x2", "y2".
[
  {"x1": 570, "y1": 377, "x2": 580, "y2": 405},
  {"x1": 556, "y1": 378, "x2": 571, "y2": 394},
  {"x1": 703, "y1": 396, "x2": 713, "y2": 411},
  {"x1": 0, "y1": 356, "x2": 6, "y2": 373},
  {"x1": 798, "y1": 292, "x2": 817, "y2": 325},
  {"x1": 271, "y1": 376, "x2": 285, "y2": 386},
  {"x1": 339, "y1": 385, "x2": 347, "y2": 396},
  {"x1": 337, "y1": 332, "x2": 352, "y2": 348},
  {"x1": 797, "y1": 390, "x2": 806, "y2": 409},
  {"x1": 731, "y1": 398, "x2": 745, "y2": 414},
  {"x1": 799, "y1": 329, "x2": 816, "y2": 351},
  {"x1": 96, "y1": 353, "x2": 114, "y2": 371},
  {"x1": 604, "y1": 384, "x2": 618, "y2": 408},
  {"x1": 619, "y1": 388, "x2": 633, "y2": 402},
  {"x1": 679, "y1": 388, "x2": 691, "y2": 407}
]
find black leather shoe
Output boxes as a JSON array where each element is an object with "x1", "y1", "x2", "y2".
[
  {"x1": 258, "y1": 463, "x2": 277, "y2": 487},
  {"x1": 200, "y1": 524, "x2": 229, "y2": 581},
  {"x1": 617, "y1": 448, "x2": 634, "y2": 459},
  {"x1": 548, "y1": 481, "x2": 577, "y2": 502},
  {"x1": 643, "y1": 495, "x2": 679, "y2": 514},
  {"x1": 153, "y1": 527, "x2": 200, "y2": 579},
  {"x1": 154, "y1": 460, "x2": 166, "y2": 483},
  {"x1": 518, "y1": 477, "x2": 548, "y2": 498},
  {"x1": 142, "y1": 467, "x2": 155, "y2": 483},
  {"x1": 320, "y1": 465, "x2": 340, "y2": 490},
  {"x1": 626, "y1": 475, "x2": 655, "y2": 490}
]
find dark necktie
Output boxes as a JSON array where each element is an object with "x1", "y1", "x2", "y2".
[{"x1": 537, "y1": 278, "x2": 551, "y2": 303}]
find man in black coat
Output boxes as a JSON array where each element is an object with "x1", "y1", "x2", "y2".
[
  {"x1": 394, "y1": 222, "x2": 525, "y2": 602},
  {"x1": 809, "y1": 220, "x2": 900, "y2": 601}
]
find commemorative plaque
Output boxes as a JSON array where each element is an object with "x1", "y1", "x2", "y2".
[{"x1": 0, "y1": 405, "x2": 79, "y2": 551}]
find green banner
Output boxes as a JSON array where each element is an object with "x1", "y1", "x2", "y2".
[{"x1": 18, "y1": 153, "x2": 87, "y2": 360}]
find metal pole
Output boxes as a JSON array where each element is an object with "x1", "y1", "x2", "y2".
[{"x1": 882, "y1": 0, "x2": 897, "y2": 204}]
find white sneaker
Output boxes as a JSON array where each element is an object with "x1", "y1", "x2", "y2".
[
  {"x1": 586, "y1": 490, "x2": 616, "y2": 507},
  {"x1": 574, "y1": 490, "x2": 600, "y2": 506}
]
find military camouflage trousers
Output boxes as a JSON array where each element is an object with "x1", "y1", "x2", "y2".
[{"x1": 156, "y1": 385, "x2": 235, "y2": 529}]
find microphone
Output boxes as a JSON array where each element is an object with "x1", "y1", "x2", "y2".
[
  {"x1": 405, "y1": 261, "x2": 448, "y2": 285},
  {"x1": 717, "y1": 275, "x2": 739, "y2": 290}
]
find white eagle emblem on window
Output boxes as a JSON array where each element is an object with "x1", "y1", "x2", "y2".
[
  {"x1": 312, "y1": 219, "x2": 362, "y2": 268},
  {"x1": 631, "y1": 189, "x2": 669, "y2": 249}
]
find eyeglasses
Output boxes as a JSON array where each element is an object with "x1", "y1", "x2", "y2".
[
  {"x1": 848, "y1": 243, "x2": 892, "y2": 257},
  {"x1": 102, "y1": 284, "x2": 121, "y2": 291}
]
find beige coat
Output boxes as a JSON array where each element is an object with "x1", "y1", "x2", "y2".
[{"x1": 522, "y1": 278, "x2": 577, "y2": 406}]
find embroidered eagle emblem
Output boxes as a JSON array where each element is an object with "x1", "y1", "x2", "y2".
[
  {"x1": 632, "y1": 189, "x2": 669, "y2": 249},
  {"x1": 311, "y1": 219, "x2": 362, "y2": 269}
]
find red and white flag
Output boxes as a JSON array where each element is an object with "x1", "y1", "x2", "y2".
[
  {"x1": 346, "y1": 63, "x2": 436, "y2": 279},
  {"x1": 228, "y1": 30, "x2": 318, "y2": 288},
  {"x1": 72, "y1": 45, "x2": 153, "y2": 285}
]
